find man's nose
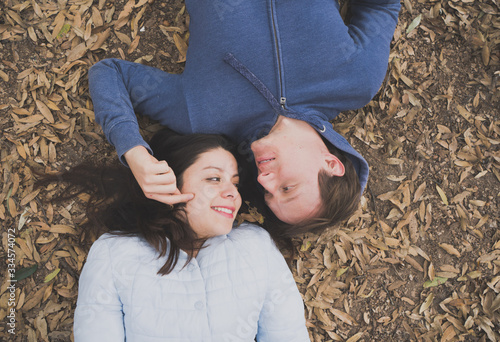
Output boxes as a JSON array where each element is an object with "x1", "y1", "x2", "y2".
[{"x1": 257, "y1": 172, "x2": 277, "y2": 194}]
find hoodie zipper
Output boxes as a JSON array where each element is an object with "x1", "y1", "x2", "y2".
[{"x1": 270, "y1": 0, "x2": 286, "y2": 109}]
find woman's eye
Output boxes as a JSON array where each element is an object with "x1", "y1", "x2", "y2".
[
  {"x1": 207, "y1": 177, "x2": 221, "y2": 182},
  {"x1": 282, "y1": 186, "x2": 292, "y2": 192}
]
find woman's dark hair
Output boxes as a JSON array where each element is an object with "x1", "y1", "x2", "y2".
[
  {"x1": 254, "y1": 138, "x2": 361, "y2": 238},
  {"x1": 37, "y1": 128, "x2": 243, "y2": 275}
]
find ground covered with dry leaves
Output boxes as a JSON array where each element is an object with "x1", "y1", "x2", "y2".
[{"x1": 0, "y1": 0, "x2": 499, "y2": 341}]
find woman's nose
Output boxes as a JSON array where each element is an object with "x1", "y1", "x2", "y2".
[{"x1": 221, "y1": 182, "x2": 239, "y2": 199}]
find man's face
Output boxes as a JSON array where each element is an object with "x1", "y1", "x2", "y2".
[{"x1": 250, "y1": 118, "x2": 344, "y2": 224}]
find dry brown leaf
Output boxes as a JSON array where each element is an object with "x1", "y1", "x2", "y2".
[
  {"x1": 330, "y1": 308, "x2": 357, "y2": 325},
  {"x1": 17, "y1": 238, "x2": 33, "y2": 259},
  {"x1": 20, "y1": 189, "x2": 41, "y2": 206},
  {"x1": 84, "y1": 20, "x2": 93, "y2": 41},
  {"x1": 51, "y1": 11, "x2": 66, "y2": 40},
  {"x1": 482, "y1": 45, "x2": 490, "y2": 66},
  {"x1": 91, "y1": 28, "x2": 112, "y2": 51},
  {"x1": 56, "y1": 287, "x2": 77, "y2": 298},
  {"x1": 387, "y1": 92, "x2": 400, "y2": 116},
  {"x1": 115, "y1": 31, "x2": 132, "y2": 45},
  {"x1": 413, "y1": 181, "x2": 426, "y2": 202},
  {"x1": 436, "y1": 185, "x2": 449, "y2": 206},
  {"x1": 476, "y1": 316, "x2": 496, "y2": 341},
  {"x1": 307, "y1": 271, "x2": 322, "y2": 288},
  {"x1": 411, "y1": 161, "x2": 424, "y2": 181},
  {"x1": 441, "y1": 325, "x2": 457, "y2": 342},
  {"x1": 451, "y1": 191, "x2": 471, "y2": 203},
  {"x1": 378, "y1": 189, "x2": 401, "y2": 201},
  {"x1": 419, "y1": 293, "x2": 434, "y2": 314},
  {"x1": 31, "y1": 0, "x2": 42, "y2": 17},
  {"x1": 66, "y1": 42, "x2": 89, "y2": 62},
  {"x1": 22, "y1": 286, "x2": 48, "y2": 311},
  {"x1": 404, "y1": 255, "x2": 423, "y2": 272},
  {"x1": 128, "y1": 35, "x2": 141, "y2": 54},
  {"x1": 173, "y1": 33, "x2": 188, "y2": 62},
  {"x1": 92, "y1": 7, "x2": 104, "y2": 27},
  {"x1": 385, "y1": 158, "x2": 404, "y2": 165},
  {"x1": 48, "y1": 225, "x2": 78, "y2": 235},
  {"x1": 115, "y1": 0, "x2": 135, "y2": 29},
  {"x1": 334, "y1": 243, "x2": 348, "y2": 264},
  {"x1": 8, "y1": 197, "x2": 17, "y2": 217},
  {"x1": 0, "y1": 69, "x2": 10, "y2": 82},
  {"x1": 17, "y1": 67, "x2": 34, "y2": 79},
  {"x1": 387, "y1": 175, "x2": 406, "y2": 182},
  {"x1": 469, "y1": 200, "x2": 486, "y2": 207},
  {"x1": 48, "y1": 142, "x2": 57, "y2": 163},
  {"x1": 314, "y1": 307, "x2": 335, "y2": 328},
  {"x1": 388, "y1": 280, "x2": 406, "y2": 291},
  {"x1": 428, "y1": 263, "x2": 435, "y2": 281},
  {"x1": 34, "y1": 313, "x2": 48, "y2": 342},
  {"x1": 456, "y1": 104, "x2": 472, "y2": 123},
  {"x1": 439, "y1": 243, "x2": 461, "y2": 258},
  {"x1": 346, "y1": 332, "x2": 364, "y2": 342},
  {"x1": 28, "y1": 26, "x2": 37, "y2": 42},
  {"x1": 16, "y1": 143, "x2": 26, "y2": 159}
]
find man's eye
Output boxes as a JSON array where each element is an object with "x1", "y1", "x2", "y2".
[{"x1": 282, "y1": 186, "x2": 292, "y2": 192}]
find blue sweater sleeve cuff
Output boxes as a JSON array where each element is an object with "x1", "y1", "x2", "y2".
[{"x1": 108, "y1": 121, "x2": 153, "y2": 166}]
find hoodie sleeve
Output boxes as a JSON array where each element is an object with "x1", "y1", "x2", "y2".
[
  {"x1": 347, "y1": 0, "x2": 401, "y2": 49},
  {"x1": 73, "y1": 238, "x2": 125, "y2": 342},
  {"x1": 256, "y1": 237, "x2": 310, "y2": 342},
  {"x1": 88, "y1": 58, "x2": 188, "y2": 165}
]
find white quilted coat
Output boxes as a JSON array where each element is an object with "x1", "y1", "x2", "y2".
[{"x1": 73, "y1": 223, "x2": 310, "y2": 341}]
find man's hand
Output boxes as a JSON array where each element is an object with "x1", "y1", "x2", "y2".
[{"x1": 124, "y1": 146, "x2": 194, "y2": 205}]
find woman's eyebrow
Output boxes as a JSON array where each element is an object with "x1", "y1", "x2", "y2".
[
  {"x1": 202, "y1": 166, "x2": 239, "y2": 178},
  {"x1": 202, "y1": 166, "x2": 224, "y2": 172}
]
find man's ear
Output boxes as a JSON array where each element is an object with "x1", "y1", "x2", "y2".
[{"x1": 325, "y1": 153, "x2": 345, "y2": 177}]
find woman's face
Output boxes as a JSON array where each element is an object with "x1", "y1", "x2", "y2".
[{"x1": 180, "y1": 148, "x2": 241, "y2": 238}]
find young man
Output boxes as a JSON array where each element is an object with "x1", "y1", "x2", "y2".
[{"x1": 88, "y1": 0, "x2": 400, "y2": 232}]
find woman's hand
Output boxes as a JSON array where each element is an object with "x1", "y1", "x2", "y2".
[{"x1": 124, "y1": 146, "x2": 194, "y2": 205}]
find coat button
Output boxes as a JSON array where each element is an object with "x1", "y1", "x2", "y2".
[{"x1": 194, "y1": 301, "x2": 205, "y2": 310}]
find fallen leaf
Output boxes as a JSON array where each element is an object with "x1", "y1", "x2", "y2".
[
  {"x1": 423, "y1": 277, "x2": 448, "y2": 288},
  {"x1": 439, "y1": 243, "x2": 461, "y2": 258},
  {"x1": 419, "y1": 293, "x2": 434, "y2": 314},
  {"x1": 44, "y1": 268, "x2": 61, "y2": 283},
  {"x1": 436, "y1": 185, "x2": 449, "y2": 206},
  {"x1": 406, "y1": 14, "x2": 422, "y2": 34},
  {"x1": 14, "y1": 264, "x2": 39, "y2": 281},
  {"x1": 330, "y1": 308, "x2": 357, "y2": 325}
]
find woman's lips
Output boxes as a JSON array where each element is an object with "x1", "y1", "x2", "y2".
[{"x1": 211, "y1": 206, "x2": 235, "y2": 218}]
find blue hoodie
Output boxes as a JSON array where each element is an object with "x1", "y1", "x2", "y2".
[{"x1": 88, "y1": 0, "x2": 401, "y2": 192}]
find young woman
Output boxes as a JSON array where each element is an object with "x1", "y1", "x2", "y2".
[{"x1": 67, "y1": 128, "x2": 309, "y2": 341}]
